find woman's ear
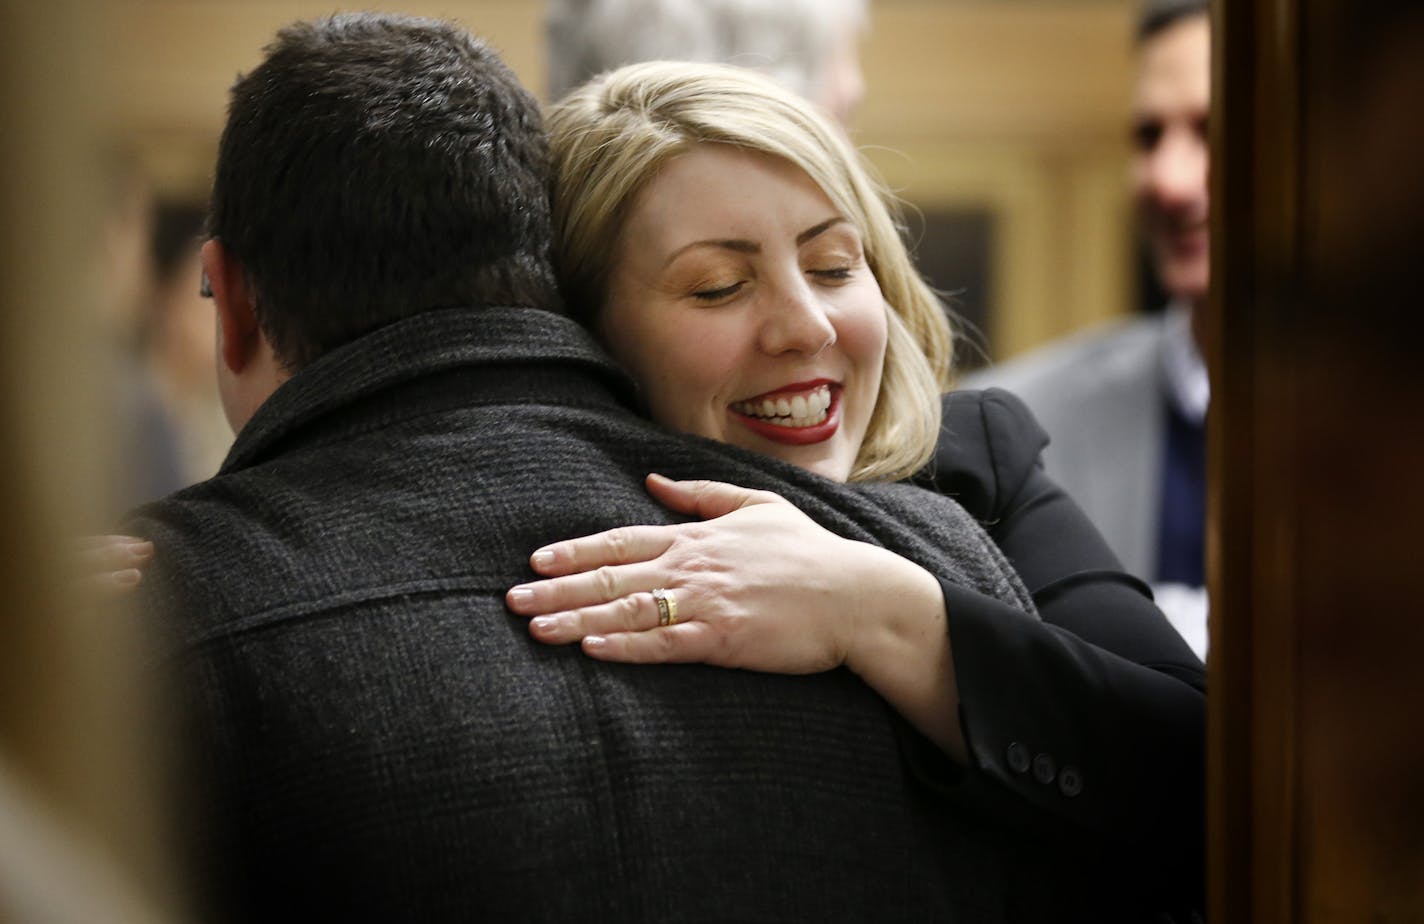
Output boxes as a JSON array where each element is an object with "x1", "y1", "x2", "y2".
[{"x1": 200, "y1": 239, "x2": 260, "y2": 375}]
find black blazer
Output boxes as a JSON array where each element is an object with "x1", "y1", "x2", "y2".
[
  {"x1": 925, "y1": 388, "x2": 1205, "y2": 915},
  {"x1": 129, "y1": 307, "x2": 1203, "y2": 922}
]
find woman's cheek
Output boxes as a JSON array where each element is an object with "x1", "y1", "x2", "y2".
[
  {"x1": 836, "y1": 288, "x2": 889, "y2": 368},
  {"x1": 635, "y1": 313, "x2": 735, "y2": 437}
]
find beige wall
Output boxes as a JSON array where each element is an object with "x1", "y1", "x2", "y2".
[
  {"x1": 857, "y1": 1, "x2": 1137, "y2": 357},
  {"x1": 109, "y1": 0, "x2": 1139, "y2": 360}
]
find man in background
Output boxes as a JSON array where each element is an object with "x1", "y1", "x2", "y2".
[
  {"x1": 962, "y1": 0, "x2": 1211, "y2": 657},
  {"x1": 544, "y1": 0, "x2": 867, "y2": 125}
]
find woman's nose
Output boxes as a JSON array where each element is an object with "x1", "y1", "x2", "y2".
[{"x1": 758, "y1": 282, "x2": 837, "y2": 356}]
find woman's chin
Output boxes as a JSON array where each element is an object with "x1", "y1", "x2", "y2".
[
  {"x1": 794, "y1": 454, "x2": 853, "y2": 483},
  {"x1": 746, "y1": 439, "x2": 853, "y2": 483},
  {"x1": 724, "y1": 408, "x2": 855, "y2": 482}
]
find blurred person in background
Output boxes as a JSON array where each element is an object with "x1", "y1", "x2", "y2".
[
  {"x1": 960, "y1": 0, "x2": 1211, "y2": 658},
  {"x1": 97, "y1": 157, "x2": 187, "y2": 513},
  {"x1": 142, "y1": 201, "x2": 232, "y2": 485},
  {"x1": 101, "y1": 189, "x2": 232, "y2": 509},
  {"x1": 545, "y1": 0, "x2": 867, "y2": 126}
]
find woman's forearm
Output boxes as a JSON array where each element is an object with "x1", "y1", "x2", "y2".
[{"x1": 842, "y1": 546, "x2": 966, "y2": 762}]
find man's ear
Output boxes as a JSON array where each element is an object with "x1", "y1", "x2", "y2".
[{"x1": 201, "y1": 239, "x2": 261, "y2": 375}]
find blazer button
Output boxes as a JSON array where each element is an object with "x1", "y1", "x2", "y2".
[
  {"x1": 1032, "y1": 753, "x2": 1056, "y2": 784},
  {"x1": 1058, "y1": 766, "x2": 1084, "y2": 797},
  {"x1": 1006, "y1": 742, "x2": 1031, "y2": 774}
]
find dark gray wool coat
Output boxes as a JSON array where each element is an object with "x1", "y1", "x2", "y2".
[{"x1": 128, "y1": 306, "x2": 1205, "y2": 923}]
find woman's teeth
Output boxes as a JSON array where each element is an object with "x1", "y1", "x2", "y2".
[{"x1": 733, "y1": 385, "x2": 832, "y2": 427}]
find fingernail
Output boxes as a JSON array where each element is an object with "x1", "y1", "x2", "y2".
[
  {"x1": 128, "y1": 541, "x2": 155, "y2": 560},
  {"x1": 583, "y1": 636, "x2": 606, "y2": 650},
  {"x1": 114, "y1": 568, "x2": 142, "y2": 587},
  {"x1": 508, "y1": 588, "x2": 534, "y2": 607},
  {"x1": 531, "y1": 550, "x2": 555, "y2": 569},
  {"x1": 531, "y1": 616, "x2": 556, "y2": 632}
]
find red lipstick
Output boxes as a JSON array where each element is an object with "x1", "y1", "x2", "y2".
[{"x1": 729, "y1": 380, "x2": 841, "y2": 446}]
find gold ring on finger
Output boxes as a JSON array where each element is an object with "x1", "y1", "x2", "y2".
[{"x1": 651, "y1": 587, "x2": 678, "y2": 627}]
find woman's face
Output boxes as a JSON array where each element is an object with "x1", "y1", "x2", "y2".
[{"x1": 601, "y1": 144, "x2": 887, "y2": 482}]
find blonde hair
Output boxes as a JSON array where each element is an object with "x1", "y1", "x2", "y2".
[{"x1": 548, "y1": 61, "x2": 953, "y2": 482}]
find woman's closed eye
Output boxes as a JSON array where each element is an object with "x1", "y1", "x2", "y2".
[
  {"x1": 808, "y1": 266, "x2": 853, "y2": 283},
  {"x1": 802, "y1": 239, "x2": 864, "y2": 286},
  {"x1": 691, "y1": 281, "x2": 745, "y2": 302}
]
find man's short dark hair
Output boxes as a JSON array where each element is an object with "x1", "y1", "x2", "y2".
[
  {"x1": 207, "y1": 14, "x2": 560, "y2": 369},
  {"x1": 1137, "y1": 0, "x2": 1209, "y2": 44}
]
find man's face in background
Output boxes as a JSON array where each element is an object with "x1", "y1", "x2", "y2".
[{"x1": 1131, "y1": 14, "x2": 1210, "y2": 306}]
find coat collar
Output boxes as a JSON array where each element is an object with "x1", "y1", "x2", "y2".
[{"x1": 221, "y1": 306, "x2": 634, "y2": 474}]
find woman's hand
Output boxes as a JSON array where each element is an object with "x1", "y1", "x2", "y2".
[
  {"x1": 76, "y1": 535, "x2": 154, "y2": 597},
  {"x1": 508, "y1": 474, "x2": 873, "y2": 673},
  {"x1": 506, "y1": 474, "x2": 966, "y2": 757}
]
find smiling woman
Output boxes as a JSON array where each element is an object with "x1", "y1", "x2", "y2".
[{"x1": 509, "y1": 60, "x2": 1206, "y2": 913}]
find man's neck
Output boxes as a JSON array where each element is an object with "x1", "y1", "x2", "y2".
[{"x1": 222, "y1": 341, "x2": 292, "y2": 434}]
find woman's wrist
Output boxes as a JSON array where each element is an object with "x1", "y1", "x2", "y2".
[{"x1": 842, "y1": 546, "x2": 966, "y2": 761}]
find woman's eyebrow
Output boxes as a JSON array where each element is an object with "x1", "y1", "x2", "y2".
[
  {"x1": 662, "y1": 217, "x2": 849, "y2": 266},
  {"x1": 664, "y1": 239, "x2": 759, "y2": 266},
  {"x1": 796, "y1": 217, "x2": 848, "y2": 245}
]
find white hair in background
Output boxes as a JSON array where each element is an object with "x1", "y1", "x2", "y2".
[{"x1": 545, "y1": 0, "x2": 868, "y2": 120}]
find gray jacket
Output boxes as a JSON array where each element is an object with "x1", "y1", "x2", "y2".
[{"x1": 963, "y1": 315, "x2": 1171, "y2": 580}]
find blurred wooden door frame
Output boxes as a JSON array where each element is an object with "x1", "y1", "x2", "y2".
[
  {"x1": 1207, "y1": 0, "x2": 1301, "y2": 916},
  {"x1": 1208, "y1": 0, "x2": 1424, "y2": 920}
]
